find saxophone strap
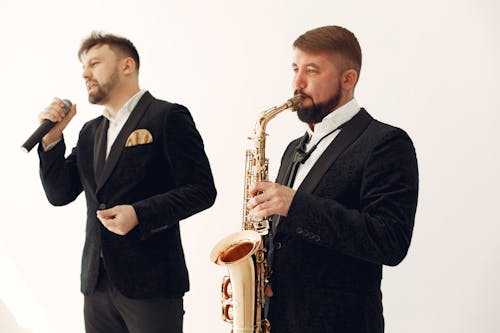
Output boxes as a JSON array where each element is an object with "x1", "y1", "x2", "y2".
[{"x1": 287, "y1": 124, "x2": 345, "y2": 188}]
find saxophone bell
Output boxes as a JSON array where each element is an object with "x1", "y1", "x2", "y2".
[
  {"x1": 210, "y1": 230, "x2": 262, "y2": 329},
  {"x1": 210, "y1": 230, "x2": 262, "y2": 266}
]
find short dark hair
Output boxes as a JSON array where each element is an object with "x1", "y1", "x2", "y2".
[
  {"x1": 78, "y1": 31, "x2": 140, "y2": 71},
  {"x1": 293, "y1": 25, "x2": 362, "y2": 75}
]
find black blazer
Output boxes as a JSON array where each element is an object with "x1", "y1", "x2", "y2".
[
  {"x1": 38, "y1": 91, "x2": 216, "y2": 299},
  {"x1": 268, "y1": 109, "x2": 418, "y2": 333}
]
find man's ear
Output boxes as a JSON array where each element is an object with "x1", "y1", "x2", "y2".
[
  {"x1": 342, "y1": 69, "x2": 358, "y2": 91},
  {"x1": 122, "y1": 57, "x2": 137, "y2": 75}
]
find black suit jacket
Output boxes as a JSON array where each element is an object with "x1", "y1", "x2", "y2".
[
  {"x1": 38, "y1": 91, "x2": 216, "y2": 298},
  {"x1": 268, "y1": 109, "x2": 418, "y2": 333}
]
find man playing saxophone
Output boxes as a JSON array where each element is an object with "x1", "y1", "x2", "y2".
[{"x1": 247, "y1": 25, "x2": 419, "y2": 333}]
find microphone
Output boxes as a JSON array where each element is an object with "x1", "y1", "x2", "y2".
[{"x1": 21, "y1": 99, "x2": 72, "y2": 153}]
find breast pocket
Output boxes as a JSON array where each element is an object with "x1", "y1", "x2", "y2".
[
  {"x1": 120, "y1": 142, "x2": 154, "y2": 167},
  {"x1": 113, "y1": 143, "x2": 155, "y2": 184}
]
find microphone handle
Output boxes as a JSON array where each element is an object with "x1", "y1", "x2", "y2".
[
  {"x1": 21, "y1": 99, "x2": 71, "y2": 153},
  {"x1": 21, "y1": 120, "x2": 57, "y2": 153}
]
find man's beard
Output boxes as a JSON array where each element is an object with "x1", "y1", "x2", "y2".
[
  {"x1": 296, "y1": 85, "x2": 342, "y2": 124},
  {"x1": 88, "y1": 69, "x2": 119, "y2": 105}
]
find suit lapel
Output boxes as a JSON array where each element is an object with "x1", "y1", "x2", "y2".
[
  {"x1": 93, "y1": 117, "x2": 109, "y2": 181},
  {"x1": 297, "y1": 108, "x2": 373, "y2": 194},
  {"x1": 95, "y1": 91, "x2": 154, "y2": 193}
]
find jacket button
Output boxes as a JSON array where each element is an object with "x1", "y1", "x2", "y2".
[
  {"x1": 296, "y1": 227, "x2": 303, "y2": 234},
  {"x1": 275, "y1": 242, "x2": 282, "y2": 250},
  {"x1": 98, "y1": 203, "x2": 106, "y2": 210}
]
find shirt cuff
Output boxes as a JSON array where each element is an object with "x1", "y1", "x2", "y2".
[{"x1": 42, "y1": 139, "x2": 62, "y2": 152}]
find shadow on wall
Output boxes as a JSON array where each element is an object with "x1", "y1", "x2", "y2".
[{"x1": 0, "y1": 300, "x2": 32, "y2": 333}]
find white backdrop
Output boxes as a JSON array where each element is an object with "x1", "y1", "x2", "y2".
[{"x1": 1, "y1": 0, "x2": 499, "y2": 332}]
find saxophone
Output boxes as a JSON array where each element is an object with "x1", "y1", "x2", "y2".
[{"x1": 210, "y1": 96, "x2": 300, "y2": 333}]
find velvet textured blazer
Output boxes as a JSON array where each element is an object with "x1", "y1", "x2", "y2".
[
  {"x1": 268, "y1": 109, "x2": 419, "y2": 333},
  {"x1": 38, "y1": 91, "x2": 216, "y2": 299}
]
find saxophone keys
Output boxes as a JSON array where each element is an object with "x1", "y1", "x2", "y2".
[
  {"x1": 222, "y1": 302, "x2": 234, "y2": 323},
  {"x1": 222, "y1": 276, "x2": 233, "y2": 299}
]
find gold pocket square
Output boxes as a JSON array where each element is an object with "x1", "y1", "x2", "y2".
[{"x1": 125, "y1": 129, "x2": 153, "y2": 147}]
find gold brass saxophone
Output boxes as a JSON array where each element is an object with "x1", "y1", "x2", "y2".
[{"x1": 210, "y1": 96, "x2": 300, "y2": 333}]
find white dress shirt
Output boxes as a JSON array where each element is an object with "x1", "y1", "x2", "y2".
[
  {"x1": 102, "y1": 89, "x2": 146, "y2": 158},
  {"x1": 292, "y1": 98, "x2": 361, "y2": 189}
]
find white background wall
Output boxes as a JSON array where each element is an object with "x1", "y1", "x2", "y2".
[{"x1": 1, "y1": 0, "x2": 499, "y2": 332}]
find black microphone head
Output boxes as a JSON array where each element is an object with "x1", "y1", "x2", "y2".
[{"x1": 62, "y1": 99, "x2": 72, "y2": 113}]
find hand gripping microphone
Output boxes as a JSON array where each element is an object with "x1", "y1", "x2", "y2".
[{"x1": 21, "y1": 99, "x2": 72, "y2": 153}]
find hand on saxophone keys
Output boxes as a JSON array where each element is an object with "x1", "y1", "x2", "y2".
[{"x1": 247, "y1": 181, "x2": 297, "y2": 218}]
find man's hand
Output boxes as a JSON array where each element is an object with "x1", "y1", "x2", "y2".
[
  {"x1": 247, "y1": 181, "x2": 296, "y2": 218},
  {"x1": 39, "y1": 98, "x2": 77, "y2": 146},
  {"x1": 96, "y1": 205, "x2": 139, "y2": 236}
]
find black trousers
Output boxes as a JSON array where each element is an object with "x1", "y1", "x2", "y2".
[{"x1": 84, "y1": 262, "x2": 184, "y2": 333}]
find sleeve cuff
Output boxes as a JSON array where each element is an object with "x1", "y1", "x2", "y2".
[{"x1": 42, "y1": 139, "x2": 62, "y2": 152}]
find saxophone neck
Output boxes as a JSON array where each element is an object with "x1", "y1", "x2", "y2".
[{"x1": 254, "y1": 96, "x2": 301, "y2": 137}]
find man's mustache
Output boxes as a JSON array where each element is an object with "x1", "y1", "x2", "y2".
[
  {"x1": 294, "y1": 90, "x2": 316, "y2": 110},
  {"x1": 293, "y1": 90, "x2": 312, "y2": 101}
]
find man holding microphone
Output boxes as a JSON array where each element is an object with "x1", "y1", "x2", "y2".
[{"x1": 35, "y1": 32, "x2": 216, "y2": 333}]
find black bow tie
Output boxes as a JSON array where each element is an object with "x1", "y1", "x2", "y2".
[{"x1": 294, "y1": 125, "x2": 343, "y2": 164}]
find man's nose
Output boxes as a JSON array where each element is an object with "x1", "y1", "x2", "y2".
[
  {"x1": 293, "y1": 72, "x2": 306, "y2": 90},
  {"x1": 82, "y1": 66, "x2": 91, "y2": 80}
]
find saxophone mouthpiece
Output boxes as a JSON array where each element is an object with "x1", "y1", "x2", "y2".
[{"x1": 288, "y1": 95, "x2": 302, "y2": 111}]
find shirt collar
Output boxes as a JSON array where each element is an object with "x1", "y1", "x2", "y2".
[
  {"x1": 306, "y1": 98, "x2": 361, "y2": 142},
  {"x1": 102, "y1": 89, "x2": 147, "y2": 123}
]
